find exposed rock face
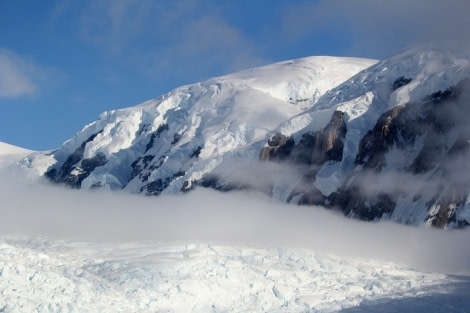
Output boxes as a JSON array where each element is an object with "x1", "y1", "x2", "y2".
[
  {"x1": 45, "y1": 132, "x2": 107, "y2": 188},
  {"x1": 259, "y1": 133, "x2": 294, "y2": 162},
  {"x1": 260, "y1": 111, "x2": 347, "y2": 205},
  {"x1": 261, "y1": 111, "x2": 346, "y2": 166},
  {"x1": 354, "y1": 104, "x2": 406, "y2": 170},
  {"x1": 310, "y1": 110, "x2": 347, "y2": 165}
]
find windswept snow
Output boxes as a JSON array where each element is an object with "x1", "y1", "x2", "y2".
[{"x1": 224, "y1": 56, "x2": 377, "y2": 107}]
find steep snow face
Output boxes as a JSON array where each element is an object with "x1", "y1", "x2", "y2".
[
  {"x1": 263, "y1": 46, "x2": 470, "y2": 228},
  {"x1": 23, "y1": 56, "x2": 375, "y2": 194}
]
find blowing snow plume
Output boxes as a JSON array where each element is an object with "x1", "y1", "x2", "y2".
[{"x1": 1, "y1": 167, "x2": 470, "y2": 274}]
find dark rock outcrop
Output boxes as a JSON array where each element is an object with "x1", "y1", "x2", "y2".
[
  {"x1": 259, "y1": 133, "x2": 294, "y2": 162},
  {"x1": 260, "y1": 111, "x2": 347, "y2": 205},
  {"x1": 330, "y1": 81, "x2": 470, "y2": 226},
  {"x1": 141, "y1": 170, "x2": 185, "y2": 195},
  {"x1": 392, "y1": 76, "x2": 412, "y2": 90},
  {"x1": 260, "y1": 111, "x2": 347, "y2": 166},
  {"x1": 45, "y1": 132, "x2": 107, "y2": 188}
]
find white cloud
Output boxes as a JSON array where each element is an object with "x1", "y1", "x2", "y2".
[
  {"x1": 0, "y1": 48, "x2": 65, "y2": 100},
  {"x1": 0, "y1": 49, "x2": 38, "y2": 98},
  {"x1": 1, "y1": 168, "x2": 469, "y2": 274}
]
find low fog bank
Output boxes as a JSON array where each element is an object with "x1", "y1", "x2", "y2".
[{"x1": 0, "y1": 169, "x2": 469, "y2": 274}]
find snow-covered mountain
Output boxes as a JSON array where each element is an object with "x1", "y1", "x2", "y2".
[
  {"x1": 261, "y1": 45, "x2": 470, "y2": 228},
  {"x1": 20, "y1": 45, "x2": 470, "y2": 228},
  {"x1": 21, "y1": 56, "x2": 375, "y2": 194}
]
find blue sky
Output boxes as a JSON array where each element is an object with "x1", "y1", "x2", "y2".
[{"x1": 1, "y1": 0, "x2": 468, "y2": 150}]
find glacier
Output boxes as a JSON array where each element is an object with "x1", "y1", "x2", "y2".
[{"x1": 1, "y1": 238, "x2": 469, "y2": 313}]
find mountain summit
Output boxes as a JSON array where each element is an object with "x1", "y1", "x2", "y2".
[{"x1": 21, "y1": 46, "x2": 470, "y2": 228}]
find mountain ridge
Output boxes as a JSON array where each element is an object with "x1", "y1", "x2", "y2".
[
  {"x1": 18, "y1": 47, "x2": 470, "y2": 228},
  {"x1": 21, "y1": 56, "x2": 375, "y2": 193}
]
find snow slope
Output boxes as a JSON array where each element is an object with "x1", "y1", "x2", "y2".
[
  {"x1": 0, "y1": 142, "x2": 32, "y2": 169},
  {"x1": 20, "y1": 56, "x2": 375, "y2": 194}
]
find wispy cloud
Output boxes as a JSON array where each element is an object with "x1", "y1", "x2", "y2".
[
  {"x1": 51, "y1": 1, "x2": 264, "y2": 85},
  {"x1": 147, "y1": 15, "x2": 263, "y2": 80},
  {"x1": 0, "y1": 48, "x2": 65, "y2": 100},
  {"x1": 76, "y1": 0, "x2": 153, "y2": 55},
  {"x1": 279, "y1": 0, "x2": 470, "y2": 58}
]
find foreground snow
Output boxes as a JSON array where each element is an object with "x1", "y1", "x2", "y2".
[{"x1": 1, "y1": 237, "x2": 469, "y2": 313}]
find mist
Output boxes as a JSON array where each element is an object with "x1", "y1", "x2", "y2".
[{"x1": 1, "y1": 168, "x2": 469, "y2": 274}]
